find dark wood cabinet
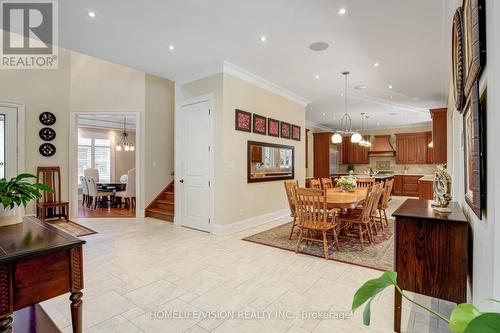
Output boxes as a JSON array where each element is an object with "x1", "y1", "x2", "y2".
[
  {"x1": 426, "y1": 131, "x2": 433, "y2": 164},
  {"x1": 395, "y1": 132, "x2": 431, "y2": 164},
  {"x1": 418, "y1": 179, "x2": 434, "y2": 200},
  {"x1": 393, "y1": 175, "x2": 403, "y2": 195},
  {"x1": 337, "y1": 136, "x2": 369, "y2": 165},
  {"x1": 430, "y1": 108, "x2": 447, "y2": 164},
  {"x1": 393, "y1": 175, "x2": 423, "y2": 197},
  {"x1": 251, "y1": 146, "x2": 262, "y2": 163},
  {"x1": 393, "y1": 200, "x2": 467, "y2": 332},
  {"x1": 313, "y1": 132, "x2": 333, "y2": 178}
]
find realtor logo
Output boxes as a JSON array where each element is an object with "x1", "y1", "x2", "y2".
[{"x1": 1, "y1": 0, "x2": 58, "y2": 69}]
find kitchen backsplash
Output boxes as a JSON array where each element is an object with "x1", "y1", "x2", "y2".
[{"x1": 338, "y1": 156, "x2": 437, "y2": 175}]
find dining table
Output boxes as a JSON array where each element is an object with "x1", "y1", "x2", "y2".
[{"x1": 325, "y1": 187, "x2": 368, "y2": 209}]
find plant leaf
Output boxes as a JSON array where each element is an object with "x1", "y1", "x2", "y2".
[
  {"x1": 484, "y1": 299, "x2": 500, "y2": 305},
  {"x1": 15, "y1": 173, "x2": 36, "y2": 180},
  {"x1": 352, "y1": 271, "x2": 397, "y2": 312},
  {"x1": 463, "y1": 313, "x2": 500, "y2": 333},
  {"x1": 450, "y1": 304, "x2": 482, "y2": 333},
  {"x1": 363, "y1": 300, "x2": 372, "y2": 326}
]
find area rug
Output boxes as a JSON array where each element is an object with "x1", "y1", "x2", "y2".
[
  {"x1": 47, "y1": 220, "x2": 97, "y2": 237},
  {"x1": 243, "y1": 220, "x2": 394, "y2": 271}
]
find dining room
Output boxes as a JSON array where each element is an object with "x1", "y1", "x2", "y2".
[{"x1": 76, "y1": 114, "x2": 137, "y2": 218}]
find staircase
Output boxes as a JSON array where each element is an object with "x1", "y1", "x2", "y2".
[{"x1": 145, "y1": 181, "x2": 174, "y2": 222}]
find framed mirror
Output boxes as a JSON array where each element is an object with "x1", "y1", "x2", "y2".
[{"x1": 247, "y1": 141, "x2": 294, "y2": 183}]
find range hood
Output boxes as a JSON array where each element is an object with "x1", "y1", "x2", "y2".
[{"x1": 368, "y1": 135, "x2": 395, "y2": 156}]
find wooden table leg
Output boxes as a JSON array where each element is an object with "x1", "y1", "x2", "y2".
[
  {"x1": 394, "y1": 289, "x2": 402, "y2": 333},
  {"x1": 0, "y1": 313, "x2": 13, "y2": 333},
  {"x1": 70, "y1": 292, "x2": 83, "y2": 333}
]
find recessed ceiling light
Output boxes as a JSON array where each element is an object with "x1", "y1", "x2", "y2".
[
  {"x1": 309, "y1": 42, "x2": 330, "y2": 51},
  {"x1": 389, "y1": 95, "x2": 393, "y2": 99},
  {"x1": 322, "y1": 113, "x2": 326, "y2": 116},
  {"x1": 315, "y1": 74, "x2": 320, "y2": 79},
  {"x1": 388, "y1": 85, "x2": 393, "y2": 89},
  {"x1": 87, "y1": 11, "x2": 96, "y2": 18},
  {"x1": 355, "y1": 85, "x2": 368, "y2": 90},
  {"x1": 337, "y1": 7, "x2": 347, "y2": 15},
  {"x1": 340, "y1": 93, "x2": 344, "y2": 97},
  {"x1": 168, "y1": 45, "x2": 175, "y2": 51},
  {"x1": 260, "y1": 35, "x2": 267, "y2": 42},
  {"x1": 374, "y1": 62, "x2": 380, "y2": 67}
]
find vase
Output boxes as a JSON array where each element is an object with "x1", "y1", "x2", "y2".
[{"x1": 0, "y1": 206, "x2": 23, "y2": 227}]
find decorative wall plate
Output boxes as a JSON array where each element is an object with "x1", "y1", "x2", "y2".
[
  {"x1": 39, "y1": 143, "x2": 56, "y2": 157},
  {"x1": 452, "y1": 7, "x2": 464, "y2": 112},
  {"x1": 39, "y1": 112, "x2": 56, "y2": 126},
  {"x1": 39, "y1": 127, "x2": 56, "y2": 141}
]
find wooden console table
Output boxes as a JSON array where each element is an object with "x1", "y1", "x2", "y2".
[
  {"x1": 0, "y1": 217, "x2": 85, "y2": 333},
  {"x1": 392, "y1": 199, "x2": 468, "y2": 332}
]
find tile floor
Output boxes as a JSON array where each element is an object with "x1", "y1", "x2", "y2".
[{"x1": 42, "y1": 197, "x2": 454, "y2": 333}]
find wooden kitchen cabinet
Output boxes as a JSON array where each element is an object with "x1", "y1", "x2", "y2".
[
  {"x1": 430, "y1": 108, "x2": 447, "y2": 164},
  {"x1": 251, "y1": 146, "x2": 262, "y2": 163},
  {"x1": 393, "y1": 175, "x2": 403, "y2": 195},
  {"x1": 426, "y1": 131, "x2": 433, "y2": 164},
  {"x1": 395, "y1": 132, "x2": 431, "y2": 164},
  {"x1": 418, "y1": 179, "x2": 434, "y2": 200},
  {"x1": 338, "y1": 136, "x2": 369, "y2": 164},
  {"x1": 313, "y1": 132, "x2": 333, "y2": 178}
]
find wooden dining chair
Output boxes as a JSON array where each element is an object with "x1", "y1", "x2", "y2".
[
  {"x1": 36, "y1": 166, "x2": 69, "y2": 222},
  {"x1": 356, "y1": 177, "x2": 375, "y2": 188},
  {"x1": 337, "y1": 188, "x2": 378, "y2": 251},
  {"x1": 320, "y1": 178, "x2": 334, "y2": 189},
  {"x1": 369, "y1": 186, "x2": 385, "y2": 235},
  {"x1": 309, "y1": 178, "x2": 321, "y2": 189},
  {"x1": 284, "y1": 180, "x2": 299, "y2": 239},
  {"x1": 377, "y1": 179, "x2": 395, "y2": 228},
  {"x1": 294, "y1": 188, "x2": 340, "y2": 259}
]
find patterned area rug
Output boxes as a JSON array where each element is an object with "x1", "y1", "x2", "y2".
[
  {"x1": 243, "y1": 219, "x2": 394, "y2": 271},
  {"x1": 47, "y1": 220, "x2": 97, "y2": 237}
]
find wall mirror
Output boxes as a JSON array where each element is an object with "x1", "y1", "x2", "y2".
[{"x1": 247, "y1": 141, "x2": 294, "y2": 183}]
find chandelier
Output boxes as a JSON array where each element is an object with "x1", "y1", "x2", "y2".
[
  {"x1": 116, "y1": 116, "x2": 135, "y2": 152},
  {"x1": 331, "y1": 71, "x2": 361, "y2": 144}
]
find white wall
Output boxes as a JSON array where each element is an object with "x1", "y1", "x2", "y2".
[
  {"x1": 0, "y1": 48, "x2": 174, "y2": 215},
  {"x1": 179, "y1": 72, "x2": 306, "y2": 230},
  {"x1": 448, "y1": 0, "x2": 500, "y2": 308}
]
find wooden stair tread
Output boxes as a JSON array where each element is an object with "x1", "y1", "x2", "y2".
[
  {"x1": 146, "y1": 180, "x2": 175, "y2": 222},
  {"x1": 155, "y1": 199, "x2": 173, "y2": 205},
  {"x1": 146, "y1": 208, "x2": 173, "y2": 215}
]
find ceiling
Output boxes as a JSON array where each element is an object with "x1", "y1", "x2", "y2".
[
  {"x1": 77, "y1": 115, "x2": 136, "y2": 132},
  {"x1": 60, "y1": 0, "x2": 453, "y2": 130}
]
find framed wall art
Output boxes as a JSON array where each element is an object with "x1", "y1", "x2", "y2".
[
  {"x1": 291, "y1": 125, "x2": 301, "y2": 141},
  {"x1": 235, "y1": 109, "x2": 251, "y2": 132},
  {"x1": 452, "y1": 7, "x2": 465, "y2": 112},
  {"x1": 268, "y1": 118, "x2": 280, "y2": 137},
  {"x1": 462, "y1": 0, "x2": 486, "y2": 97},
  {"x1": 252, "y1": 114, "x2": 266, "y2": 135},
  {"x1": 463, "y1": 82, "x2": 484, "y2": 219},
  {"x1": 280, "y1": 121, "x2": 291, "y2": 139}
]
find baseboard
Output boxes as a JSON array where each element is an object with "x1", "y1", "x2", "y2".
[
  {"x1": 211, "y1": 208, "x2": 289, "y2": 236},
  {"x1": 137, "y1": 209, "x2": 145, "y2": 218}
]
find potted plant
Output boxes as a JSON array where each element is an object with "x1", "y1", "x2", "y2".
[
  {"x1": 0, "y1": 173, "x2": 53, "y2": 227},
  {"x1": 352, "y1": 271, "x2": 500, "y2": 333},
  {"x1": 347, "y1": 164, "x2": 355, "y2": 174},
  {"x1": 336, "y1": 176, "x2": 357, "y2": 192}
]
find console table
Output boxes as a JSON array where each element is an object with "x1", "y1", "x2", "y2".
[
  {"x1": 0, "y1": 217, "x2": 85, "y2": 333},
  {"x1": 392, "y1": 199, "x2": 468, "y2": 332}
]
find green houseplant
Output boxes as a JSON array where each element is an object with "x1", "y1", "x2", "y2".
[
  {"x1": 352, "y1": 271, "x2": 500, "y2": 333},
  {"x1": 0, "y1": 173, "x2": 53, "y2": 226}
]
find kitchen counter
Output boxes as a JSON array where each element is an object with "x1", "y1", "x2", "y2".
[
  {"x1": 331, "y1": 173, "x2": 395, "y2": 180},
  {"x1": 418, "y1": 175, "x2": 434, "y2": 182}
]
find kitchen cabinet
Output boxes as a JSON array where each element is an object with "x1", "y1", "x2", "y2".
[
  {"x1": 338, "y1": 136, "x2": 369, "y2": 164},
  {"x1": 393, "y1": 175, "x2": 403, "y2": 195},
  {"x1": 430, "y1": 108, "x2": 447, "y2": 164},
  {"x1": 251, "y1": 146, "x2": 262, "y2": 163},
  {"x1": 393, "y1": 175, "x2": 424, "y2": 197},
  {"x1": 427, "y1": 131, "x2": 433, "y2": 164},
  {"x1": 313, "y1": 132, "x2": 333, "y2": 178},
  {"x1": 395, "y1": 132, "x2": 431, "y2": 164},
  {"x1": 418, "y1": 178, "x2": 434, "y2": 200}
]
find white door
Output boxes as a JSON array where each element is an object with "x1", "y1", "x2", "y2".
[
  {"x1": 0, "y1": 106, "x2": 19, "y2": 179},
  {"x1": 180, "y1": 100, "x2": 211, "y2": 232}
]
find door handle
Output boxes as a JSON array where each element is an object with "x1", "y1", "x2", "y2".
[{"x1": 179, "y1": 179, "x2": 184, "y2": 183}]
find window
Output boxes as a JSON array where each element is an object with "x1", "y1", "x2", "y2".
[{"x1": 78, "y1": 130, "x2": 114, "y2": 184}]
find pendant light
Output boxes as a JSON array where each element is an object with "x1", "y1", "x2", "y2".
[
  {"x1": 331, "y1": 71, "x2": 362, "y2": 143},
  {"x1": 116, "y1": 116, "x2": 135, "y2": 152},
  {"x1": 358, "y1": 113, "x2": 369, "y2": 147}
]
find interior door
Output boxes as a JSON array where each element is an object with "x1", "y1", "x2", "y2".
[
  {"x1": 180, "y1": 100, "x2": 211, "y2": 232},
  {"x1": 0, "y1": 106, "x2": 19, "y2": 179}
]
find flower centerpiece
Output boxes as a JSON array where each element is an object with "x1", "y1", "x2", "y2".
[
  {"x1": 0, "y1": 173, "x2": 53, "y2": 227},
  {"x1": 335, "y1": 176, "x2": 357, "y2": 192}
]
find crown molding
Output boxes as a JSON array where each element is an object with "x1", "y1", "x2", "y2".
[
  {"x1": 305, "y1": 120, "x2": 334, "y2": 132},
  {"x1": 172, "y1": 61, "x2": 311, "y2": 107}
]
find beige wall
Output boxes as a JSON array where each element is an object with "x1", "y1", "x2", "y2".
[
  {"x1": 0, "y1": 47, "x2": 174, "y2": 215},
  {"x1": 180, "y1": 73, "x2": 306, "y2": 226}
]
